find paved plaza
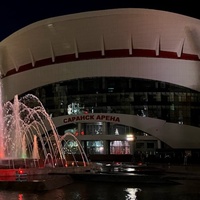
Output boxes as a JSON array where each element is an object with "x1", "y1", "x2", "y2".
[{"x1": 150, "y1": 163, "x2": 200, "y2": 181}]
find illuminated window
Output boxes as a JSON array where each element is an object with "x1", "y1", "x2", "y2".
[
  {"x1": 110, "y1": 141, "x2": 130, "y2": 154},
  {"x1": 86, "y1": 141, "x2": 104, "y2": 154}
]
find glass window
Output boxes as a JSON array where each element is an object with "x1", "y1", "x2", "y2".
[
  {"x1": 23, "y1": 77, "x2": 200, "y2": 127},
  {"x1": 136, "y1": 142, "x2": 145, "y2": 149},
  {"x1": 109, "y1": 124, "x2": 130, "y2": 135},
  {"x1": 86, "y1": 123, "x2": 103, "y2": 135},
  {"x1": 110, "y1": 140, "x2": 131, "y2": 154},
  {"x1": 86, "y1": 141, "x2": 104, "y2": 154},
  {"x1": 147, "y1": 142, "x2": 154, "y2": 149},
  {"x1": 63, "y1": 140, "x2": 80, "y2": 154}
]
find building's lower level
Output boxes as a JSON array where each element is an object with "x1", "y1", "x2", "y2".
[{"x1": 50, "y1": 112, "x2": 200, "y2": 164}]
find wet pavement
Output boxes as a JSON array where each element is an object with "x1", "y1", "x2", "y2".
[{"x1": 149, "y1": 163, "x2": 200, "y2": 181}]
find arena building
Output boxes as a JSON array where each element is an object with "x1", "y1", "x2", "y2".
[{"x1": 1, "y1": 8, "x2": 200, "y2": 162}]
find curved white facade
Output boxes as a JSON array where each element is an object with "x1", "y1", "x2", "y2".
[{"x1": 1, "y1": 8, "x2": 200, "y2": 149}]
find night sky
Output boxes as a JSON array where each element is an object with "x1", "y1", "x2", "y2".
[{"x1": 0, "y1": 1, "x2": 199, "y2": 41}]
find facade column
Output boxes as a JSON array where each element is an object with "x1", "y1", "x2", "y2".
[
  {"x1": 103, "y1": 141, "x2": 109, "y2": 154},
  {"x1": 157, "y1": 140, "x2": 161, "y2": 149},
  {"x1": 102, "y1": 122, "x2": 107, "y2": 135},
  {"x1": 129, "y1": 141, "x2": 134, "y2": 155},
  {"x1": 102, "y1": 122, "x2": 109, "y2": 154},
  {"x1": 77, "y1": 122, "x2": 81, "y2": 135}
]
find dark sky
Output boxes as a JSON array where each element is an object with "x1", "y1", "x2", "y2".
[{"x1": 0, "y1": 1, "x2": 199, "y2": 41}]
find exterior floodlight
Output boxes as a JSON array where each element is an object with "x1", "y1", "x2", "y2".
[{"x1": 126, "y1": 134, "x2": 134, "y2": 141}]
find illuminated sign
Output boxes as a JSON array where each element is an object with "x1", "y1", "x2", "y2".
[{"x1": 63, "y1": 114, "x2": 120, "y2": 123}]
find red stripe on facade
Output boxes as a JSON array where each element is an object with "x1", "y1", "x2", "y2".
[{"x1": 4, "y1": 49, "x2": 200, "y2": 78}]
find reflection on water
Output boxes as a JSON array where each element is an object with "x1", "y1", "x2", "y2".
[
  {"x1": 125, "y1": 188, "x2": 142, "y2": 200},
  {"x1": 0, "y1": 182, "x2": 141, "y2": 200},
  {"x1": 0, "y1": 180, "x2": 200, "y2": 200}
]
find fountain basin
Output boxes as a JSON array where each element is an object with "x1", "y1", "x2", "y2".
[
  {"x1": 0, "y1": 174, "x2": 73, "y2": 191},
  {"x1": 0, "y1": 165, "x2": 92, "y2": 191},
  {"x1": 0, "y1": 168, "x2": 75, "y2": 191}
]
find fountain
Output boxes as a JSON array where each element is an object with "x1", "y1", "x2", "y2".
[
  {"x1": 0, "y1": 82, "x2": 89, "y2": 169},
  {"x1": 0, "y1": 80, "x2": 92, "y2": 190}
]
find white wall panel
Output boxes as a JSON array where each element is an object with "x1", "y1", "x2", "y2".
[
  {"x1": 53, "y1": 113, "x2": 200, "y2": 149},
  {"x1": 2, "y1": 57, "x2": 200, "y2": 101}
]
